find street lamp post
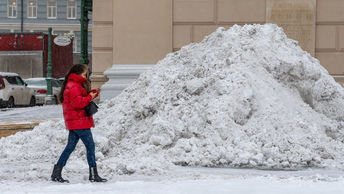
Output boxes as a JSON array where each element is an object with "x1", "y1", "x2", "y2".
[
  {"x1": 45, "y1": 27, "x2": 55, "y2": 105},
  {"x1": 79, "y1": 0, "x2": 93, "y2": 65}
]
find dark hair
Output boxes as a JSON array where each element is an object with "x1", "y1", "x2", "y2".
[{"x1": 58, "y1": 64, "x2": 90, "y2": 103}]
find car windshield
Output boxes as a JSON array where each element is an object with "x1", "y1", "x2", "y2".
[
  {"x1": 26, "y1": 79, "x2": 46, "y2": 86},
  {"x1": 53, "y1": 80, "x2": 62, "y2": 87}
]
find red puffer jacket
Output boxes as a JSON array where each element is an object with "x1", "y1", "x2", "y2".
[{"x1": 62, "y1": 73, "x2": 94, "y2": 130}]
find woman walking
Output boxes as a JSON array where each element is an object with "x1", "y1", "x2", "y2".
[{"x1": 51, "y1": 64, "x2": 107, "y2": 183}]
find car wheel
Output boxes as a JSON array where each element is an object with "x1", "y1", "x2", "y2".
[
  {"x1": 54, "y1": 95, "x2": 59, "y2": 105},
  {"x1": 29, "y1": 96, "x2": 36, "y2": 107},
  {"x1": 8, "y1": 96, "x2": 14, "y2": 108}
]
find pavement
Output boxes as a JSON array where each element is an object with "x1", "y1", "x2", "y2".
[
  {"x1": 0, "y1": 119, "x2": 60, "y2": 138},
  {"x1": 0, "y1": 119, "x2": 59, "y2": 130}
]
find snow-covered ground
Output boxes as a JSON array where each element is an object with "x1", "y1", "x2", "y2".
[
  {"x1": 0, "y1": 105, "x2": 63, "y2": 121},
  {"x1": 1, "y1": 165, "x2": 344, "y2": 193},
  {"x1": 1, "y1": 106, "x2": 344, "y2": 193},
  {"x1": 2, "y1": 24, "x2": 344, "y2": 193}
]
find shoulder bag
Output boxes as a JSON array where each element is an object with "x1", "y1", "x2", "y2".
[{"x1": 84, "y1": 101, "x2": 99, "y2": 117}]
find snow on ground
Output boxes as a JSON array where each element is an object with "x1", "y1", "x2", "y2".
[
  {"x1": 0, "y1": 105, "x2": 63, "y2": 121},
  {"x1": 1, "y1": 24, "x2": 344, "y2": 193},
  {"x1": 1, "y1": 166, "x2": 344, "y2": 193}
]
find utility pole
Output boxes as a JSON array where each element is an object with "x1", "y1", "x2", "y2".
[{"x1": 79, "y1": 0, "x2": 93, "y2": 65}]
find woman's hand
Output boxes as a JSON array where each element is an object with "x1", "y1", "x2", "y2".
[
  {"x1": 89, "y1": 92, "x2": 97, "y2": 99},
  {"x1": 89, "y1": 88, "x2": 101, "y2": 99}
]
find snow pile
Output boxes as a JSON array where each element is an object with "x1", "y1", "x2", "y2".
[{"x1": 1, "y1": 24, "x2": 344, "y2": 182}]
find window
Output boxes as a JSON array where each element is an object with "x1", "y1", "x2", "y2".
[
  {"x1": 67, "y1": 0, "x2": 77, "y2": 19},
  {"x1": 52, "y1": 80, "x2": 59, "y2": 87},
  {"x1": 7, "y1": 0, "x2": 17, "y2": 18},
  {"x1": 27, "y1": 0, "x2": 37, "y2": 18},
  {"x1": 15, "y1": 76, "x2": 24, "y2": 86},
  {"x1": 4, "y1": 76, "x2": 17, "y2": 85},
  {"x1": 47, "y1": 0, "x2": 57, "y2": 19}
]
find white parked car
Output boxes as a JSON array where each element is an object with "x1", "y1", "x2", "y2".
[
  {"x1": 25, "y1": 78, "x2": 61, "y2": 105},
  {"x1": 0, "y1": 72, "x2": 36, "y2": 108}
]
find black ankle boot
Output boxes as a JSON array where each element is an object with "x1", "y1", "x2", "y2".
[
  {"x1": 51, "y1": 164, "x2": 69, "y2": 183},
  {"x1": 89, "y1": 166, "x2": 107, "y2": 182}
]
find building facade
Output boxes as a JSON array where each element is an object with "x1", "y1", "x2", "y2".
[
  {"x1": 0, "y1": 0, "x2": 92, "y2": 70},
  {"x1": 92, "y1": 0, "x2": 344, "y2": 101}
]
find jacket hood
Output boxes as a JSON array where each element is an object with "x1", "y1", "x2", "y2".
[{"x1": 68, "y1": 73, "x2": 87, "y2": 84}]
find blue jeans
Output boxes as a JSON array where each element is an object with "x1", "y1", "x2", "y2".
[{"x1": 57, "y1": 129, "x2": 96, "y2": 167}]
